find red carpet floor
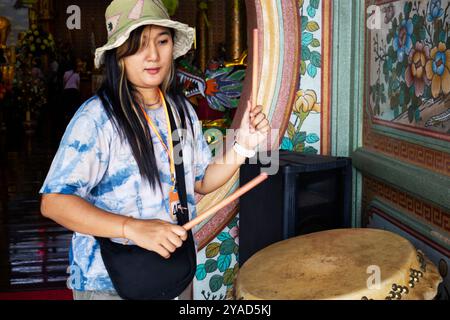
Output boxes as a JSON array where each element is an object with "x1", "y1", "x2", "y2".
[{"x1": 0, "y1": 289, "x2": 73, "y2": 300}]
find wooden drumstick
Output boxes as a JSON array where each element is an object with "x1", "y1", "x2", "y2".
[
  {"x1": 251, "y1": 28, "x2": 259, "y2": 111},
  {"x1": 183, "y1": 172, "x2": 269, "y2": 231}
]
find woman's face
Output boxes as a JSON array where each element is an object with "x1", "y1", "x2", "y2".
[{"x1": 123, "y1": 25, "x2": 173, "y2": 90}]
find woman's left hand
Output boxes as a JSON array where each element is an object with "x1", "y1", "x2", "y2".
[{"x1": 235, "y1": 101, "x2": 271, "y2": 150}]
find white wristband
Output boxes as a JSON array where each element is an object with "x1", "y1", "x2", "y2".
[{"x1": 233, "y1": 141, "x2": 256, "y2": 158}]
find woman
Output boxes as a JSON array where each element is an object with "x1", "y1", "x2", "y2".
[
  {"x1": 61, "y1": 59, "x2": 81, "y2": 125},
  {"x1": 39, "y1": 0, "x2": 269, "y2": 300}
]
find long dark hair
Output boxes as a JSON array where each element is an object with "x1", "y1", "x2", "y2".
[{"x1": 97, "y1": 25, "x2": 189, "y2": 190}]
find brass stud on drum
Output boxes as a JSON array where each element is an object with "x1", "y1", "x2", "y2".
[{"x1": 417, "y1": 251, "x2": 427, "y2": 272}]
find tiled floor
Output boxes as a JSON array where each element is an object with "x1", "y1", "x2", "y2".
[{"x1": 0, "y1": 104, "x2": 72, "y2": 292}]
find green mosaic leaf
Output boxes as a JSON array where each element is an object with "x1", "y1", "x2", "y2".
[
  {"x1": 217, "y1": 232, "x2": 232, "y2": 241},
  {"x1": 307, "y1": 5, "x2": 316, "y2": 18},
  {"x1": 388, "y1": 46, "x2": 396, "y2": 60},
  {"x1": 302, "y1": 46, "x2": 311, "y2": 61},
  {"x1": 293, "y1": 131, "x2": 307, "y2": 146},
  {"x1": 387, "y1": 31, "x2": 393, "y2": 44},
  {"x1": 403, "y1": 1, "x2": 412, "y2": 18},
  {"x1": 206, "y1": 242, "x2": 220, "y2": 258},
  {"x1": 217, "y1": 255, "x2": 232, "y2": 272},
  {"x1": 228, "y1": 69, "x2": 246, "y2": 81},
  {"x1": 205, "y1": 259, "x2": 218, "y2": 273},
  {"x1": 209, "y1": 275, "x2": 223, "y2": 293},
  {"x1": 302, "y1": 32, "x2": 313, "y2": 46},
  {"x1": 439, "y1": 30, "x2": 446, "y2": 43},
  {"x1": 310, "y1": 0, "x2": 320, "y2": 10},
  {"x1": 219, "y1": 239, "x2": 236, "y2": 255},
  {"x1": 228, "y1": 217, "x2": 238, "y2": 229},
  {"x1": 390, "y1": 94, "x2": 399, "y2": 109},
  {"x1": 392, "y1": 18, "x2": 398, "y2": 30},
  {"x1": 407, "y1": 106, "x2": 414, "y2": 123},
  {"x1": 306, "y1": 21, "x2": 320, "y2": 32},
  {"x1": 304, "y1": 146, "x2": 318, "y2": 154},
  {"x1": 196, "y1": 264, "x2": 207, "y2": 280},
  {"x1": 300, "y1": 60, "x2": 307, "y2": 75},
  {"x1": 311, "y1": 51, "x2": 321, "y2": 68},
  {"x1": 294, "y1": 143, "x2": 305, "y2": 153},
  {"x1": 287, "y1": 122, "x2": 296, "y2": 139},
  {"x1": 301, "y1": 16, "x2": 309, "y2": 31},
  {"x1": 307, "y1": 64, "x2": 317, "y2": 77},
  {"x1": 311, "y1": 38, "x2": 321, "y2": 47},
  {"x1": 223, "y1": 268, "x2": 235, "y2": 286}
]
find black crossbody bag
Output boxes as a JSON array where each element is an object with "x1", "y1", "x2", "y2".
[{"x1": 96, "y1": 103, "x2": 196, "y2": 300}]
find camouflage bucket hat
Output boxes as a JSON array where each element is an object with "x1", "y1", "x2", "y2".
[{"x1": 94, "y1": 0, "x2": 194, "y2": 68}]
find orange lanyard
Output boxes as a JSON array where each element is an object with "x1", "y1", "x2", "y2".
[{"x1": 139, "y1": 90, "x2": 176, "y2": 190}]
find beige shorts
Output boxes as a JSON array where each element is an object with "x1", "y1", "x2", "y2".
[{"x1": 73, "y1": 282, "x2": 193, "y2": 300}]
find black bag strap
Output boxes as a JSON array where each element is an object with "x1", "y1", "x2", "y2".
[{"x1": 166, "y1": 100, "x2": 190, "y2": 226}]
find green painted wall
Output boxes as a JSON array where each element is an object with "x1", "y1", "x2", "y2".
[
  {"x1": 331, "y1": 0, "x2": 365, "y2": 226},
  {"x1": 330, "y1": 0, "x2": 449, "y2": 227}
]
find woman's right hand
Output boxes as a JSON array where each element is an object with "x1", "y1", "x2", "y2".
[{"x1": 124, "y1": 218, "x2": 188, "y2": 259}]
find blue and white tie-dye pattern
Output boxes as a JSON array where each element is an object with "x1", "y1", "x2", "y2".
[{"x1": 39, "y1": 96, "x2": 212, "y2": 291}]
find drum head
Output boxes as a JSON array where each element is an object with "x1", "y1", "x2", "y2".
[{"x1": 235, "y1": 228, "x2": 442, "y2": 300}]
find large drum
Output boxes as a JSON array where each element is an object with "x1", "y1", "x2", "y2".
[{"x1": 235, "y1": 228, "x2": 442, "y2": 300}]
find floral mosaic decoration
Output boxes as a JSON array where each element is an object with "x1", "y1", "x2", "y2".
[
  {"x1": 282, "y1": 0, "x2": 322, "y2": 154},
  {"x1": 195, "y1": 217, "x2": 239, "y2": 300},
  {"x1": 369, "y1": 0, "x2": 450, "y2": 126},
  {"x1": 195, "y1": 0, "x2": 325, "y2": 299}
]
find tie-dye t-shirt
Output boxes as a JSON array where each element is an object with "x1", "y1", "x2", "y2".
[{"x1": 39, "y1": 95, "x2": 212, "y2": 291}]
